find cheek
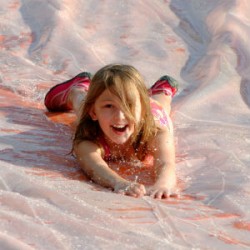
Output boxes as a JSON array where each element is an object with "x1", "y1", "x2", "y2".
[{"x1": 97, "y1": 110, "x2": 111, "y2": 124}]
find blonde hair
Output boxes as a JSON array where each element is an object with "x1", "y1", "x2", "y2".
[{"x1": 73, "y1": 64, "x2": 157, "y2": 160}]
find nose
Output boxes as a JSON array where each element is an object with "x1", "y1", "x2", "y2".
[{"x1": 114, "y1": 108, "x2": 126, "y2": 120}]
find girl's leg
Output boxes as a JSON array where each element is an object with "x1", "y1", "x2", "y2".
[
  {"x1": 150, "y1": 94, "x2": 174, "y2": 134},
  {"x1": 151, "y1": 93, "x2": 172, "y2": 115},
  {"x1": 44, "y1": 72, "x2": 91, "y2": 113},
  {"x1": 67, "y1": 87, "x2": 87, "y2": 117},
  {"x1": 149, "y1": 75, "x2": 178, "y2": 115}
]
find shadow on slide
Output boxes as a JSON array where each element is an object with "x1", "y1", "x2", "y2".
[{"x1": 0, "y1": 88, "x2": 85, "y2": 181}]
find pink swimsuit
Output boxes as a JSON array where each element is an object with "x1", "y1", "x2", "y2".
[
  {"x1": 98, "y1": 98, "x2": 170, "y2": 160},
  {"x1": 149, "y1": 99, "x2": 169, "y2": 127}
]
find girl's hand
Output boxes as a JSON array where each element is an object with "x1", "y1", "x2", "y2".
[
  {"x1": 147, "y1": 184, "x2": 179, "y2": 199},
  {"x1": 147, "y1": 171, "x2": 179, "y2": 199},
  {"x1": 114, "y1": 181, "x2": 146, "y2": 198}
]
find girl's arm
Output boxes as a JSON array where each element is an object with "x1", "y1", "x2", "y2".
[
  {"x1": 74, "y1": 141, "x2": 146, "y2": 197},
  {"x1": 148, "y1": 127, "x2": 178, "y2": 199}
]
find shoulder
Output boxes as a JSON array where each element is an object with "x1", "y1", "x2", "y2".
[
  {"x1": 74, "y1": 140, "x2": 103, "y2": 157},
  {"x1": 73, "y1": 140, "x2": 109, "y2": 175}
]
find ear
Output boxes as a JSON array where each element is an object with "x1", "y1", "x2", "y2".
[{"x1": 89, "y1": 106, "x2": 98, "y2": 121}]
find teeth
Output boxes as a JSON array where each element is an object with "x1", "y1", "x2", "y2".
[{"x1": 113, "y1": 125, "x2": 126, "y2": 128}]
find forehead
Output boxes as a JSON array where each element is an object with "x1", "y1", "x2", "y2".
[
  {"x1": 96, "y1": 88, "x2": 140, "y2": 103},
  {"x1": 95, "y1": 89, "x2": 117, "y2": 102}
]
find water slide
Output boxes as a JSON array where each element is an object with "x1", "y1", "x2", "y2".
[{"x1": 0, "y1": 0, "x2": 250, "y2": 249}]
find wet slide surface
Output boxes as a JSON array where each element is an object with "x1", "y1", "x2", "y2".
[{"x1": 1, "y1": 0, "x2": 250, "y2": 249}]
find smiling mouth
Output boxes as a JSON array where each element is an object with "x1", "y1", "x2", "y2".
[{"x1": 111, "y1": 125, "x2": 128, "y2": 133}]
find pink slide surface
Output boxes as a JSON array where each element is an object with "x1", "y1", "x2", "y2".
[{"x1": 0, "y1": 1, "x2": 250, "y2": 249}]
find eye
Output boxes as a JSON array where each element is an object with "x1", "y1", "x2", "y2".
[{"x1": 104, "y1": 104, "x2": 113, "y2": 108}]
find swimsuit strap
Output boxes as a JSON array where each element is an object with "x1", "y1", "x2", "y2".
[{"x1": 98, "y1": 136, "x2": 111, "y2": 160}]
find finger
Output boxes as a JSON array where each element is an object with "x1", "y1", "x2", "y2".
[
  {"x1": 140, "y1": 184, "x2": 146, "y2": 194},
  {"x1": 149, "y1": 190, "x2": 156, "y2": 198},
  {"x1": 124, "y1": 190, "x2": 137, "y2": 197},
  {"x1": 139, "y1": 186, "x2": 146, "y2": 196},
  {"x1": 116, "y1": 190, "x2": 125, "y2": 195},
  {"x1": 124, "y1": 186, "x2": 141, "y2": 198},
  {"x1": 131, "y1": 193, "x2": 138, "y2": 198},
  {"x1": 155, "y1": 191, "x2": 164, "y2": 199},
  {"x1": 162, "y1": 191, "x2": 170, "y2": 199},
  {"x1": 134, "y1": 186, "x2": 146, "y2": 197}
]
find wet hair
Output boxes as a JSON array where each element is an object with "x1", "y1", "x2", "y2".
[{"x1": 72, "y1": 64, "x2": 157, "y2": 160}]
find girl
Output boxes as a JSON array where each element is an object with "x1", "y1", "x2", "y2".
[{"x1": 44, "y1": 64, "x2": 179, "y2": 199}]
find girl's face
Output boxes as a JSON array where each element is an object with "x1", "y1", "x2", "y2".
[{"x1": 89, "y1": 89, "x2": 141, "y2": 145}]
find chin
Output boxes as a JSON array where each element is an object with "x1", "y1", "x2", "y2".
[
  {"x1": 111, "y1": 136, "x2": 131, "y2": 145},
  {"x1": 112, "y1": 139, "x2": 129, "y2": 145}
]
